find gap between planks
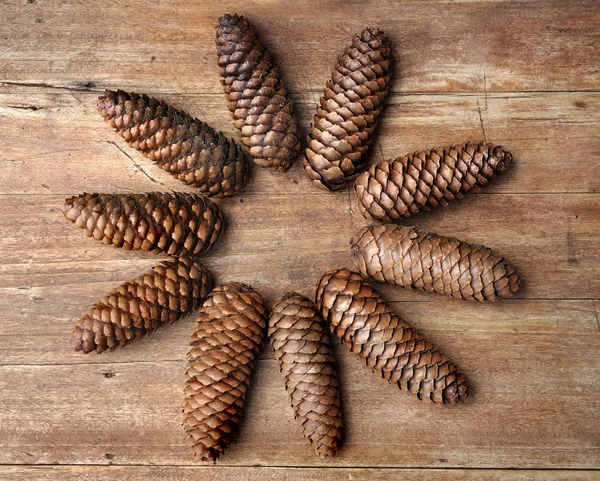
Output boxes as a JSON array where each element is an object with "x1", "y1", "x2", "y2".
[
  {"x1": 0, "y1": 192, "x2": 598, "y2": 197},
  {"x1": 2, "y1": 81, "x2": 600, "y2": 97},
  {"x1": 0, "y1": 463, "x2": 598, "y2": 472}
]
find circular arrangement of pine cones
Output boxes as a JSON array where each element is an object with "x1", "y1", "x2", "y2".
[{"x1": 62, "y1": 13, "x2": 520, "y2": 462}]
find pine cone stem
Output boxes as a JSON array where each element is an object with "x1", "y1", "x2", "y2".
[
  {"x1": 354, "y1": 141, "x2": 513, "y2": 221},
  {"x1": 304, "y1": 27, "x2": 392, "y2": 191},
  {"x1": 98, "y1": 90, "x2": 247, "y2": 197},
  {"x1": 352, "y1": 224, "x2": 519, "y2": 301},
  {"x1": 316, "y1": 268, "x2": 468, "y2": 404},
  {"x1": 216, "y1": 14, "x2": 301, "y2": 171},
  {"x1": 62, "y1": 192, "x2": 224, "y2": 257},
  {"x1": 183, "y1": 282, "x2": 267, "y2": 461},
  {"x1": 72, "y1": 257, "x2": 211, "y2": 354},
  {"x1": 268, "y1": 293, "x2": 343, "y2": 457}
]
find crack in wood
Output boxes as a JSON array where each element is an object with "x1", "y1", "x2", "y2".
[
  {"x1": 345, "y1": 187, "x2": 354, "y2": 227},
  {"x1": 1, "y1": 80, "x2": 102, "y2": 92},
  {"x1": 5, "y1": 104, "x2": 42, "y2": 111},
  {"x1": 377, "y1": 140, "x2": 385, "y2": 163},
  {"x1": 3, "y1": 81, "x2": 599, "y2": 97},
  {"x1": 512, "y1": 117, "x2": 560, "y2": 121},
  {"x1": 483, "y1": 68, "x2": 489, "y2": 110},
  {"x1": 476, "y1": 100, "x2": 488, "y2": 143},
  {"x1": 1, "y1": 464, "x2": 599, "y2": 471},
  {"x1": 0, "y1": 191, "x2": 597, "y2": 198},
  {"x1": 107, "y1": 141, "x2": 162, "y2": 185}
]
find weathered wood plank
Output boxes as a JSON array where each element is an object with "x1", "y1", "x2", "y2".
[
  {"x1": 0, "y1": 466, "x2": 597, "y2": 481},
  {"x1": 1, "y1": 0, "x2": 599, "y2": 94},
  {"x1": 0, "y1": 89, "x2": 598, "y2": 195},
  {"x1": 1, "y1": 274, "x2": 598, "y2": 365},
  {"x1": 1, "y1": 0, "x2": 599, "y2": 474},
  {"x1": 1, "y1": 320, "x2": 598, "y2": 468},
  {"x1": 0, "y1": 190, "x2": 597, "y2": 310}
]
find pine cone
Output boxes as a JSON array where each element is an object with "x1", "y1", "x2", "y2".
[
  {"x1": 98, "y1": 90, "x2": 248, "y2": 197},
  {"x1": 268, "y1": 293, "x2": 343, "y2": 457},
  {"x1": 216, "y1": 14, "x2": 301, "y2": 172},
  {"x1": 352, "y1": 224, "x2": 519, "y2": 301},
  {"x1": 183, "y1": 282, "x2": 267, "y2": 461},
  {"x1": 304, "y1": 28, "x2": 392, "y2": 191},
  {"x1": 355, "y1": 142, "x2": 513, "y2": 221},
  {"x1": 62, "y1": 192, "x2": 223, "y2": 256},
  {"x1": 316, "y1": 268, "x2": 468, "y2": 404},
  {"x1": 72, "y1": 257, "x2": 211, "y2": 354}
]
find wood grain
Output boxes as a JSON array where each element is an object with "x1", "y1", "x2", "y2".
[
  {"x1": 1, "y1": 89, "x2": 599, "y2": 195},
  {"x1": 2, "y1": 0, "x2": 599, "y2": 94},
  {"x1": 0, "y1": 0, "x2": 599, "y2": 479},
  {"x1": 0, "y1": 466, "x2": 598, "y2": 481},
  {"x1": 1, "y1": 332, "x2": 599, "y2": 467}
]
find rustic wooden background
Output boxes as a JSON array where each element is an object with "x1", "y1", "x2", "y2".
[{"x1": 1, "y1": 0, "x2": 599, "y2": 480}]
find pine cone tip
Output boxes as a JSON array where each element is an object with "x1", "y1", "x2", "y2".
[
  {"x1": 495, "y1": 262, "x2": 520, "y2": 298},
  {"x1": 71, "y1": 323, "x2": 95, "y2": 354},
  {"x1": 359, "y1": 26, "x2": 390, "y2": 48},
  {"x1": 237, "y1": 282, "x2": 256, "y2": 293},
  {"x1": 62, "y1": 196, "x2": 76, "y2": 218},
  {"x1": 443, "y1": 373, "x2": 469, "y2": 405},
  {"x1": 196, "y1": 446, "x2": 222, "y2": 463},
  {"x1": 218, "y1": 12, "x2": 242, "y2": 24},
  {"x1": 97, "y1": 89, "x2": 121, "y2": 119},
  {"x1": 491, "y1": 145, "x2": 513, "y2": 174}
]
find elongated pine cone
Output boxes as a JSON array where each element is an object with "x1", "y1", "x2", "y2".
[
  {"x1": 316, "y1": 268, "x2": 468, "y2": 404},
  {"x1": 183, "y1": 283, "x2": 267, "y2": 461},
  {"x1": 72, "y1": 258, "x2": 211, "y2": 354},
  {"x1": 98, "y1": 90, "x2": 247, "y2": 197},
  {"x1": 352, "y1": 224, "x2": 519, "y2": 301},
  {"x1": 62, "y1": 192, "x2": 223, "y2": 256},
  {"x1": 216, "y1": 14, "x2": 301, "y2": 171},
  {"x1": 304, "y1": 28, "x2": 392, "y2": 191},
  {"x1": 355, "y1": 142, "x2": 513, "y2": 221},
  {"x1": 268, "y1": 293, "x2": 343, "y2": 457}
]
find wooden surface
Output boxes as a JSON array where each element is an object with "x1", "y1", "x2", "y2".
[{"x1": 1, "y1": 0, "x2": 599, "y2": 480}]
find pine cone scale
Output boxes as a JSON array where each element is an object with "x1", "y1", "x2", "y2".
[
  {"x1": 72, "y1": 257, "x2": 211, "y2": 354},
  {"x1": 352, "y1": 224, "x2": 519, "y2": 301},
  {"x1": 183, "y1": 283, "x2": 267, "y2": 462},
  {"x1": 98, "y1": 90, "x2": 247, "y2": 197},
  {"x1": 268, "y1": 293, "x2": 342, "y2": 457},
  {"x1": 316, "y1": 269, "x2": 468, "y2": 405},
  {"x1": 305, "y1": 28, "x2": 391, "y2": 191},
  {"x1": 216, "y1": 14, "x2": 301, "y2": 171},
  {"x1": 63, "y1": 192, "x2": 223, "y2": 256},
  {"x1": 355, "y1": 142, "x2": 513, "y2": 221}
]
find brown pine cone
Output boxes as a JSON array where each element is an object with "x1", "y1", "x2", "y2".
[
  {"x1": 352, "y1": 224, "x2": 519, "y2": 301},
  {"x1": 268, "y1": 293, "x2": 343, "y2": 458},
  {"x1": 354, "y1": 142, "x2": 513, "y2": 221},
  {"x1": 316, "y1": 268, "x2": 468, "y2": 405},
  {"x1": 98, "y1": 90, "x2": 248, "y2": 197},
  {"x1": 62, "y1": 192, "x2": 223, "y2": 256},
  {"x1": 216, "y1": 14, "x2": 301, "y2": 172},
  {"x1": 183, "y1": 282, "x2": 267, "y2": 461},
  {"x1": 72, "y1": 257, "x2": 211, "y2": 354},
  {"x1": 304, "y1": 27, "x2": 392, "y2": 191}
]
